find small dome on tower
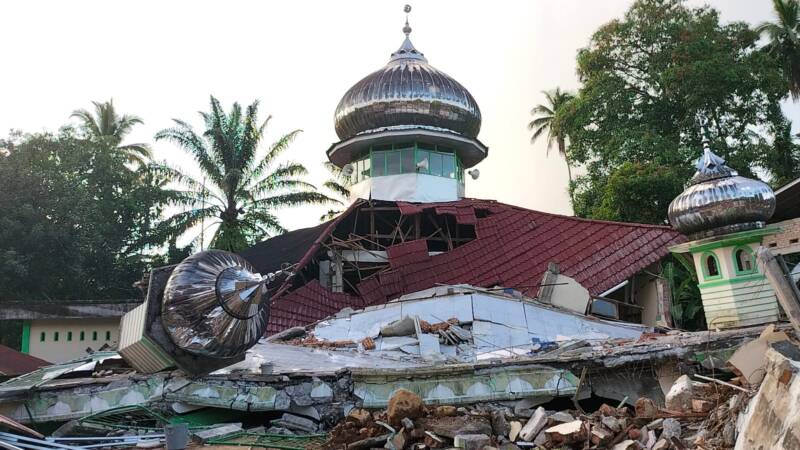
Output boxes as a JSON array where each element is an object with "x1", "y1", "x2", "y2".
[
  {"x1": 333, "y1": 14, "x2": 481, "y2": 141},
  {"x1": 668, "y1": 146, "x2": 776, "y2": 239}
]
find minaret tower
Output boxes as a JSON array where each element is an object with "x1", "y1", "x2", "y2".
[
  {"x1": 668, "y1": 142, "x2": 780, "y2": 329},
  {"x1": 327, "y1": 5, "x2": 487, "y2": 203}
]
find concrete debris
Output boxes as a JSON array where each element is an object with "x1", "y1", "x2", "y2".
[
  {"x1": 4, "y1": 319, "x2": 800, "y2": 450},
  {"x1": 489, "y1": 409, "x2": 509, "y2": 437},
  {"x1": 664, "y1": 374, "x2": 694, "y2": 412},
  {"x1": 381, "y1": 317, "x2": 417, "y2": 337},
  {"x1": 347, "y1": 408, "x2": 372, "y2": 426},
  {"x1": 507, "y1": 421, "x2": 522, "y2": 442},
  {"x1": 634, "y1": 397, "x2": 658, "y2": 418},
  {"x1": 543, "y1": 420, "x2": 587, "y2": 444},
  {"x1": 726, "y1": 323, "x2": 789, "y2": 386},
  {"x1": 517, "y1": 406, "x2": 546, "y2": 441},
  {"x1": 191, "y1": 423, "x2": 242, "y2": 443},
  {"x1": 548, "y1": 411, "x2": 575, "y2": 423},
  {"x1": 265, "y1": 326, "x2": 307, "y2": 342},
  {"x1": 272, "y1": 412, "x2": 319, "y2": 433},
  {"x1": 453, "y1": 433, "x2": 490, "y2": 450},
  {"x1": 611, "y1": 440, "x2": 637, "y2": 450},
  {"x1": 433, "y1": 406, "x2": 457, "y2": 417}
]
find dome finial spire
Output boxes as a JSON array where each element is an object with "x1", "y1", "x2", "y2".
[
  {"x1": 391, "y1": 4, "x2": 426, "y2": 62},
  {"x1": 403, "y1": 5, "x2": 412, "y2": 36}
]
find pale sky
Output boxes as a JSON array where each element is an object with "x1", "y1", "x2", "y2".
[{"x1": 0, "y1": 1, "x2": 793, "y2": 234}]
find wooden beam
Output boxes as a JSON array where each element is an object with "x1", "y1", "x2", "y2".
[{"x1": 757, "y1": 247, "x2": 800, "y2": 336}]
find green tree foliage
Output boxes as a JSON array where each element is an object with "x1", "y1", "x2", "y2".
[
  {"x1": 565, "y1": 0, "x2": 787, "y2": 223},
  {"x1": 757, "y1": 0, "x2": 800, "y2": 100},
  {"x1": 571, "y1": 162, "x2": 687, "y2": 224},
  {"x1": 155, "y1": 96, "x2": 332, "y2": 252},
  {"x1": 71, "y1": 99, "x2": 152, "y2": 165},
  {"x1": 0, "y1": 128, "x2": 172, "y2": 301},
  {"x1": 528, "y1": 88, "x2": 576, "y2": 186},
  {"x1": 662, "y1": 255, "x2": 706, "y2": 330},
  {"x1": 757, "y1": 119, "x2": 800, "y2": 188}
]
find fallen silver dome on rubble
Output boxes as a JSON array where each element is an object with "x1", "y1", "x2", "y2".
[{"x1": 161, "y1": 250, "x2": 270, "y2": 358}]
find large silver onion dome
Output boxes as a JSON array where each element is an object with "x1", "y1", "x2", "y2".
[
  {"x1": 162, "y1": 250, "x2": 269, "y2": 358},
  {"x1": 668, "y1": 147, "x2": 776, "y2": 239},
  {"x1": 333, "y1": 21, "x2": 481, "y2": 141}
]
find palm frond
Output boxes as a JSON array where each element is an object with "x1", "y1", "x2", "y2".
[
  {"x1": 248, "y1": 191, "x2": 335, "y2": 209},
  {"x1": 249, "y1": 129, "x2": 303, "y2": 180},
  {"x1": 245, "y1": 161, "x2": 309, "y2": 193},
  {"x1": 323, "y1": 180, "x2": 350, "y2": 199},
  {"x1": 320, "y1": 209, "x2": 343, "y2": 222},
  {"x1": 151, "y1": 206, "x2": 219, "y2": 246},
  {"x1": 155, "y1": 121, "x2": 224, "y2": 185}
]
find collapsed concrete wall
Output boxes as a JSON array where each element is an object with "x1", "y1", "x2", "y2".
[{"x1": 736, "y1": 342, "x2": 800, "y2": 450}]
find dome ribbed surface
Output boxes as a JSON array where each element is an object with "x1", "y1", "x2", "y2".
[
  {"x1": 668, "y1": 148, "x2": 776, "y2": 238},
  {"x1": 334, "y1": 38, "x2": 481, "y2": 140}
]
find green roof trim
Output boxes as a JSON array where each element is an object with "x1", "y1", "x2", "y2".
[
  {"x1": 698, "y1": 272, "x2": 767, "y2": 289},
  {"x1": 669, "y1": 226, "x2": 781, "y2": 254}
]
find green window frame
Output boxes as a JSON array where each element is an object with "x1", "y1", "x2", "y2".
[
  {"x1": 361, "y1": 142, "x2": 465, "y2": 181},
  {"x1": 80, "y1": 331, "x2": 85, "y2": 341},
  {"x1": 92, "y1": 331, "x2": 98, "y2": 341},
  {"x1": 40, "y1": 331, "x2": 46, "y2": 342},
  {"x1": 53, "y1": 331, "x2": 59, "y2": 342},
  {"x1": 67, "y1": 331, "x2": 73, "y2": 341},
  {"x1": 105, "y1": 331, "x2": 111, "y2": 341},
  {"x1": 733, "y1": 246, "x2": 757, "y2": 275},
  {"x1": 701, "y1": 251, "x2": 722, "y2": 281}
]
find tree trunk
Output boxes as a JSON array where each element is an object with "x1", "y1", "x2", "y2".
[{"x1": 559, "y1": 138, "x2": 575, "y2": 207}]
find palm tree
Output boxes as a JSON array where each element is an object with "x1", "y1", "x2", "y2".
[
  {"x1": 757, "y1": 0, "x2": 800, "y2": 100},
  {"x1": 528, "y1": 88, "x2": 575, "y2": 184},
  {"x1": 154, "y1": 96, "x2": 332, "y2": 252},
  {"x1": 71, "y1": 99, "x2": 152, "y2": 165},
  {"x1": 319, "y1": 162, "x2": 352, "y2": 221}
]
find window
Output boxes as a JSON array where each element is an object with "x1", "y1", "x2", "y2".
[
  {"x1": 352, "y1": 158, "x2": 364, "y2": 183},
  {"x1": 53, "y1": 331, "x2": 59, "y2": 342},
  {"x1": 416, "y1": 149, "x2": 430, "y2": 173},
  {"x1": 702, "y1": 252, "x2": 721, "y2": 280},
  {"x1": 92, "y1": 331, "x2": 98, "y2": 341},
  {"x1": 401, "y1": 148, "x2": 415, "y2": 173},
  {"x1": 430, "y1": 152, "x2": 443, "y2": 177},
  {"x1": 371, "y1": 151, "x2": 386, "y2": 176},
  {"x1": 386, "y1": 151, "x2": 402, "y2": 175},
  {"x1": 365, "y1": 142, "x2": 464, "y2": 180},
  {"x1": 105, "y1": 331, "x2": 111, "y2": 341},
  {"x1": 734, "y1": 247, "x2": 756, "y2": 275},
  {"x1": 442, "y1": 154, "x2": 456, "y2": 179},
  {"x1": 67, "y1": 331, "x2": 73, "y2": 342},
  {"x1": 361, "y1": 157, "x2": 370, "y2": 181},
  {"x1": 40, "y1": 332, "x2": 45, "y2": 342},
  {"x1": 80, "y1": 331, "x2": 85, "y2": 341}
]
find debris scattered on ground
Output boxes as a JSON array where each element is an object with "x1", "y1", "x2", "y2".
[{"x1": 318, "y1": 363, "x2": 765, "y2": 450}]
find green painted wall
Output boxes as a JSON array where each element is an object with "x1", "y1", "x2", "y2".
[{"x1": 20, "y1": 320, "x2": 30, "y2": 354}]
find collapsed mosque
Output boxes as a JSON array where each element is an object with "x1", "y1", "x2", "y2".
[{"x1": 4, "y1": 6, "x2": 800, "y2": 450}]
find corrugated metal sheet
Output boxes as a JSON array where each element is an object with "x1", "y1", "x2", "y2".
[{"x1": 118, "y1": 303, "x2": 174, "y2": 373}]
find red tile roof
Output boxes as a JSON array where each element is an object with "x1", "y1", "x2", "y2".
[
  {"x1": 0, "y1": 345, "x2": 49, "y2": 376},
  {"x1": 256, "y1": 199, "x2": 685, "y2": 333}
]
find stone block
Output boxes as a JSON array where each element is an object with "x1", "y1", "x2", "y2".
[
  {"x1": 665, "y1": 375, "x2": 694, "y2": 412},
  {"x1": 453, "y1": 434, "x2": 491, "y2": 450}
]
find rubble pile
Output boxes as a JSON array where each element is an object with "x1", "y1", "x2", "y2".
[{"x1": 322, "y1": 377, "x2": 754, "y2": 450}]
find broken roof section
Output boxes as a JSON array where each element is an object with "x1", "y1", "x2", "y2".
[
  {"x1": 238, "y1": 199, "x2": 684, "y2": 333},
  {"x1": 303, "y1": 286, "x2": 648, "y2": 362},
  {"x1": 0, "y1": 346, "x2": 49, "y2": 379}
]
